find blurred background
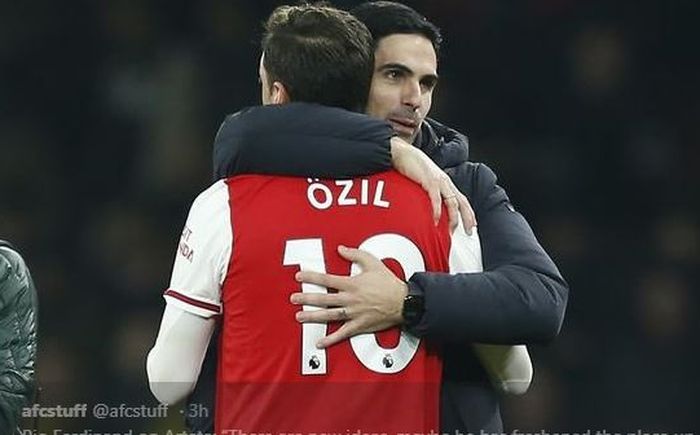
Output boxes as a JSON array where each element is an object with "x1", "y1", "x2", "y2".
[{"x1": 1, "y1": 0, "x2": 698, "y2": 432}]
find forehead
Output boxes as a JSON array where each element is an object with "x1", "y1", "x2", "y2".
[{"x1": 374, "y1": 34, "x2": 437, "y2": 75}]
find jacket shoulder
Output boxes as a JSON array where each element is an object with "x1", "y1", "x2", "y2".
[
  {"x1": 446, "y1": 161, "x2": 500, "y2": 201},
  {"x1": 0, "y1": 245, "x2": 21, "y2": 288},
  {"x1": 0, "y1": 245, "x2": 33, "y2": 310}
]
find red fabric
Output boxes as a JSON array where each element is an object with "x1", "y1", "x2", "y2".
[{"x1": 215, "y1": 171, "x2": 450, "y2": 433}]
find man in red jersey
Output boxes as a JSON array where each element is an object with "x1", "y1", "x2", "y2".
[{"x1": 146, "y1": 4, "x2": 476, "y2": 433}]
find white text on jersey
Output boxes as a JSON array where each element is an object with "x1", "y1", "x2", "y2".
[{"x1": 306, "y1": 178, "x2": 390, "y2": 210}]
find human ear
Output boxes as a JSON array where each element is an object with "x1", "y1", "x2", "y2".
[{"x1": 271, "y1": 82, "x2": 291, "y2": 104}]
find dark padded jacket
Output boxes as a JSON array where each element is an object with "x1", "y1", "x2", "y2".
[
  {"x1": 0, "y1": 241, "x2": 38, "y2": 434},
  {"x1": 187, "y1": 103, "x2": 569, "y2": 432}
]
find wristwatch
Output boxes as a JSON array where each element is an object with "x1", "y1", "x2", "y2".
[{"x1": 401, "y1": 288, "x2": 425, "y2": 331}]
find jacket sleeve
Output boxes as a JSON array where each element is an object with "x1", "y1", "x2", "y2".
[
  {"x1": 0, "y1": 246, "x2": 38, "y2": 433},
  {"x1": 212, "y1": 103, "x2": 393, "y2": 180},
  {"x1": 408, "y1": 163, "x2": 569, "y2": 344}
]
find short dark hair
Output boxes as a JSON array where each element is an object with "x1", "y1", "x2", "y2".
[
  {"x1": 351, "y1": 1, "x2": 442, "y2": 55},
  {"x1": 262, "y1": 3, "x2": 374, "y2": 111}
]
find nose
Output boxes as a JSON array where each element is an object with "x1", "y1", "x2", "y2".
[{"x1": 401, "y1": 79, "x2": 421, "y2": 111}]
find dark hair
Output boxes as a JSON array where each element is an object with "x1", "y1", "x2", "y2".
[
  {"x1": 262, "y1": 3, "x2": 374, "y2": 111},
  {"x1": 351, "y1": 1, "x2": 442, "y2": 55}
]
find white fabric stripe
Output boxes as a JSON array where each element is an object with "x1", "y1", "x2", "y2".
[{"x1": 448, "y1": 220, "x2": 533, "y2": 395}]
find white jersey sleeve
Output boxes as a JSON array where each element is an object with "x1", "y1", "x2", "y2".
[
  {"x1": 164, "y1": 180, "x2": 232, "y2": 318},
  {"x1": 146, "y1": 304, "x2": 216, "y2": 404},
  {"x1": 449, "y1": 220, "x2": 533, "y2": 395}
]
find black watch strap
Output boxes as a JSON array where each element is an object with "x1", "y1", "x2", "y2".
[{"x1": 401, "y1": 284, "x2": 425, "y2": 330}]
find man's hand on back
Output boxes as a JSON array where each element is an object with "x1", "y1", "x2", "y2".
[
  {"x1": 288, "y1": 139, "x2": 476, "y2": 348},
  {"x1": 290, "y1": 245, "x2": 408, "y2": 349}
]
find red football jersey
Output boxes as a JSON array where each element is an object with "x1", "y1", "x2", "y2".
[
  {"x1": 213, "y1": 171, "x2": 450, "y2": 433},
  {"x1": 163, "y1": 169, "x2": 468, "y2": 433}
]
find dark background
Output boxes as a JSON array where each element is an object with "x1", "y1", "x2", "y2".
[{"x1": 1, "y1": 0, "x2": 698, "y2": 432}]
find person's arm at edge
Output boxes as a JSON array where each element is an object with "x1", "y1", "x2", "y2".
[
  {"x1": 408, "y1": 163, "x2": 569, "y2": 344},
  {"x1": 0, "y1": 244, "x2": 37, "y2": 433}
]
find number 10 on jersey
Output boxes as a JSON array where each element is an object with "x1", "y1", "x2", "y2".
[{"x1": 283, "y1": 234, "x2": 426, "y2": 376}]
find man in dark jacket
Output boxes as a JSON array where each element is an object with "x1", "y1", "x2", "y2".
[
  {"x1": 0, "y1": 240, "x2": 38, "y2": 434},
  {"x1": 187, "y1": 2, "x2": 568, "y2": 432}
]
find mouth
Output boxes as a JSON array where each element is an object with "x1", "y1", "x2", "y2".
[{"x1": 388, "y1": 117, "x2": 418, "y2": 136}]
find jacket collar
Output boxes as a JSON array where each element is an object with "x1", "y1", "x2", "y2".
[{"x1": 414, "y1": 117, "x2": 470, "y2": 169}]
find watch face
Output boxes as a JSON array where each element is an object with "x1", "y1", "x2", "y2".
[{"x1": 403, "y1": 294, "x2": 425, "y2": 327}]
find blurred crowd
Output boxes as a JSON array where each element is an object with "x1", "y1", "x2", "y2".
[{"x1": 0, "y1": 0, "x2": 697, "y2": 431}]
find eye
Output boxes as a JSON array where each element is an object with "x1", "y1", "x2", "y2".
[{"x1": 385, "y1": 69, "x2": 403, "y2": 80}]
